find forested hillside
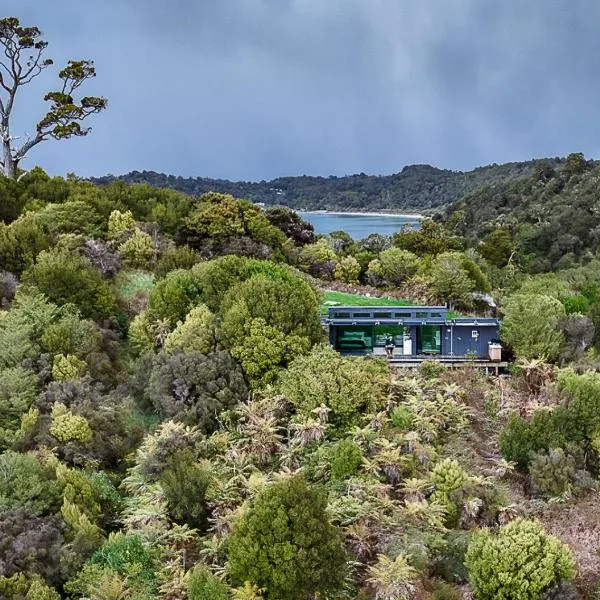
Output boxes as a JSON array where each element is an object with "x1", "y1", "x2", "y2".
[
  {"x1": 2, "y1": 168, "x2": 600, "y2": 598},
  {"x1": 444, "y1": 153, "x2": 600, "y2": 273},
  {"x1": 92, "y1": 158, "x2": 568, "y2": 211}
]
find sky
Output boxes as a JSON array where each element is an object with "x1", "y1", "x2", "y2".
[{"x1": 3, "y1": 0, "x2": 600, "y2": 180}]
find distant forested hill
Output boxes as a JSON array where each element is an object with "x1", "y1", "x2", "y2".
[{"x1": 92, "y1": 158, "x2": 567, "y2": 212}]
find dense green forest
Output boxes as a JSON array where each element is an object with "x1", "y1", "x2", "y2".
[
  {"x1": 2, "y1": 166, "x2": 600, "y2": 599},
  {"x1": 92, "y1": 158, "x2": 572, "y2": 211}
]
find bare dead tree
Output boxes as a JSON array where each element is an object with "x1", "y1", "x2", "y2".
[{"x1": 0, "y1": 17, "x2": 107, "y2": 178}]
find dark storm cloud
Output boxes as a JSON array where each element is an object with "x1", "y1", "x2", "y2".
[{"x1": 3, "y1": 0, "x2": 600, "y2": 179}]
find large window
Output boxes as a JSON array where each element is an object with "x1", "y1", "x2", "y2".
[
  {"x1": 335, "y1": 325, "x2": 373, "y2": 351},
  {"x1": 418, "y1": 325, "x2": 441, "y2": 355},
  {"x1": 374, "y1": 325, "x2": 405, "y2": 347}
]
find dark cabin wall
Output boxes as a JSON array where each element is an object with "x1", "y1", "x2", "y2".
[{"x1": 443, "y1": 325, "x2": 499, "y2": 357}]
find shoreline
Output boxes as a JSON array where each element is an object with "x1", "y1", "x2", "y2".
[{"x1": 298, "y1": 210, "x2": 425, "y2": 219}]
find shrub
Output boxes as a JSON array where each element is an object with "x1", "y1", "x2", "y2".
[
  {"x1": 228, "y1": 475, "x2": 346, "y2": 599},
  {"x1": 334, "y1": 255, "x2": 361, "y2": 284},
  {"x1": 465, "y1": 518, "x2": 575, "y2": 600},
  {"x1": 0, "y1": 451, "x2": 61, "y2": 514},
  {"x1": 0, "y1": 508, "x2": 66, "y2": 585},
  {"x1": 187, "y1": 565, "x2": 230, "y2": 600},
  {"x1": 230, "y1": 317, "x2": 310, "y2": 389},
  {"x1": 49, "y1": 403, "x2": 93, "y2": 444},
  {"x1": 499, "y1": 410, "x2": 566, "y2": 470},
  {"x1": 529, "y1": 448, "x2": 576, "y2": 497},
  {"x1": 22, "y1": 250, "x2": 116, "y2": 319},
  {"x1": 145, "y1": 350, "x2": 248, "y2": 431},
  {"x1": 147, "y1": 268, "x2": 202, "y2": 327},
  {"x1": 278, "y1": 345, "x2": 389, "y2": 431},
  {"x1": 430, "y1": 580, "x2": 461, "y2": 600},
  {"x1": 500, "y1": 294, "x2": 566, "y2": 361},
  {"x1": 118, "y1": 229, "x2": 156, "y2": 268},
  {"x1": 52, "y1": 353, "x2": 88, "y2": 381},
  {"x1": 330, "y1": 439, "x2": 363, "y2": 481},
  {"x1": 108, "y1": 209, "x2": 135, "y2": 237},
  {"x1": 155, "y1": 246, "x2": 201, "y2": 279},
  {"x1": 159, "y1": 448, "x2": 210, "y2": 531},
  {"x1": 220, "y1": 273, "x2": 321, "y2": 348},
  {"x1": 391, "y1": 405, "x2": 413, "y2": 430},
  {"x1": 163, "y1": 305, "x2": 217, "y2": 355}
]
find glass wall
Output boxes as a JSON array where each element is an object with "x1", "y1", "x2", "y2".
[
  {"x1": 417, "y1": 325, "x2": 441, "y2": 355},
  {"x1": 335, "y1": 325, "x2": 373, "y2": 351},
  {"x1": 374, "y1": 325, "x2": 405, "y2": 348}
]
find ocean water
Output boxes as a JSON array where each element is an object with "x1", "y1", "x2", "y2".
[{"x1": 298, "y1": 211, "x2": 422, "y2": 240}]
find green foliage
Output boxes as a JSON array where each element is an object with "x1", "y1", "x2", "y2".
[
  {"x1": 334, "y1": 255, "x2": 361, "y2": 284},
  {"x1": 147, "y1": 268, "x2": 201, "y2": 327},
  {"x1": 278, "y1": 345, "x2": 389, "y2": 431},
  {"x1": 52, "y1": 353, "x2": 88, "y2": 380},
  {"x1": 430, "y1": 580, "x2": 461, "y2": 600},
  {"x1": 479, "y1": 229, "x2": 514, "y2": 268},
  {"x1": 499, "y1": 410, "x2": 565, "y2": 470},
  {"x1": 394, "y1": 219, "x2": 461, "y2": 256},
  {"x1": 22, "y1": 249, "x2": 116, "y2": 319},
  {"x1": 0, "y1": 451, "x2": 61, "y2": 513},
  {"x1": 181, "y1": 192, "x2": 286, "y2": 254},
  {"x1": 330, "y1": 438, "x2": 363, "y2": 481},
  {"x1": 144, "y1": 350, "x2": 248, "y2": 431},
  {"x1": 49, "y1": 402, "x2": 93, "y2": 444},
  {"x1": 0, "y1": 367, "x2": 38, "y2": 447},
  {"x1": 220, "y1": 273, "x2": 321, "y2": 348},
  {"x1": 163, "y1": 305, "x2": 217, "y2": 355},
  {"x1": 187, "y1": 565, "x2": 230, "y2": 600},
  {"x1": 159, "y1": 448, "x2": 210, "y2": 530},
  {"x1": 230, "y1": 317, "x2": 311, "y2": 388},
  {"x1": 67, "y1": 533, "x2": 156, "y2": 597},
  {"x1": 529, "y1": 448, "x2": 576, "y2": 497},
  {"x1": 430, "y1": 252, "x2": 476, "y2": 310},
  {"x1": 25, "y1": 578, "x2": 61, "y2": 600},
  {"x1": 36, "y1": 200, "x2": 104, "y2": 236},
  {"x1": 118, "y1": 228, "x2": 156, "y2": 268},
  {"x1": 366, "y1": 552, "x2": 419, "y2": 600},
  {"x1": 108, "y1": 209, "x2": 135, "y2": 237},
  {"x1": 465, "y1": 518, "x2": 575, "y2": 600},
  {"x1": 391, "y1": 405, "x2": 413, "y2": 430},
  {"x1": 368, "y1": 247, "x2": 419, "y2": 286},
  {"x1": 501, "y1": 294, "x2": 566, "y2": 360},
  {"x1": 227, "y1": 475, "x2": 346, "y2": 599},
  {"x1": 154, "y1": 245, "x2": 201, "y2": 278},
  {"x1": 0, "y1": 213, "x2": 51, "y2": 275}
]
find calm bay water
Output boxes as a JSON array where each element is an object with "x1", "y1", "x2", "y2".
[{"x1": 298, "y1": 211, "x2": 422, "y2": 239}]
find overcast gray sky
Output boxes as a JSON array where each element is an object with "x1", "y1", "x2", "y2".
[{"x1": 3, "y1": 1, "x2": 599, "y2": 180}]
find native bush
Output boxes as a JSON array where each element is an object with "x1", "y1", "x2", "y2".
[
  {"x1": 330, "y1": 438, "x2": 363, "y2": 481},
  {"x1": 187, "y1": 565, "x2": 230, "y2": 600},
  {"x1": 230, "y1": 317, "x2": 311, "y2": 388},
  {"x1": 227, "y1": 475, "x2": 346, "y2": 599},
  {"x1": 118, "y1": 228, "x2": 156, "y2": 268},
  {"x1": 159, "y1": 448, "x2": 211, "y2": 530},
  {"x1": 0, "y1": 508, "x2": 66, "y2": 585},
  {"x1": 22, "y1": 250, "x2": 116, "y2": 319},
  {"x1": 529, "y1": 448, "x2": 576, "y2": 497},
  {"x1": 500, "y1": 294, "x2": 566, "y2": 361},
  {"x1": 163, "y1": 305, "x2": 217, "y2": 355},
  {"x1": 278, "y1": 345, "x2": 389, "y2": 431},
  {"x1": 146, "y1": 268, "x2": 202, "y2": 327},
  {"x1": 154, "y1": 246, "x2": 201, "y2": 279},
  {"x1": 145, "y1": 350, "x2": 248, "y2": 431},
  {"x1": 220, "y1": 273, "x2": 321, "y2": 348},
  {"x1": 499, "y1": 410, "x2": 566, "y2": 470},
  {"x1": 0, "y1": 451, "x2": 61, "y2": 514},
  {"x1": 465, "y1": 518, "x2": 575, "y2": 600}
]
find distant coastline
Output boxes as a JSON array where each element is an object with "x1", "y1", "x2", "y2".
[{"x1": 298, "y1": 210, "x2": 424, "y2": 219}]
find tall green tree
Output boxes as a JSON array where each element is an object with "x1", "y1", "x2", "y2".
[
  {"x1": 0, "y1": 17, "x2": 107, "y2": 178},
  {"x1": 500, "y1": 294, "x2": 566, "y2": 360},
  {"x1": 227, "y1": 476, "x2": 346, "y2": 599}
]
